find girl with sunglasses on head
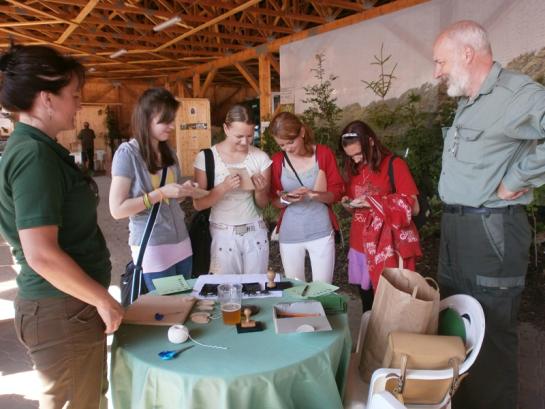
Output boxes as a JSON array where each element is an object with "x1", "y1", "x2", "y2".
[
  {"x1": 339, "y1": 120, "x2": 422, "y2": 311},
  {"x1": 269, "y1": 112, "x2": 344, "y2": 284},
  {"x1": 193, "y1": 104, "x2": 272, "y2": 275}
]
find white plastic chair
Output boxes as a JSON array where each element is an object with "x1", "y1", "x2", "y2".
[{"x1": 344, "y1": 294, "x2": 485, "y2": 409}]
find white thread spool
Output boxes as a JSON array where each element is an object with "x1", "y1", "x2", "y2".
[{"x1": 168, "y1": 324, "x2": 189, "y2": 344}]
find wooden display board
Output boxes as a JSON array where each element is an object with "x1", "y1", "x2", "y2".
[{"x1": 175, "y1": 98, "x2": 211, "y2": 177}]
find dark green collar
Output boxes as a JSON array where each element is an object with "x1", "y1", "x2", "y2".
[{"x1": 13, "y1": 122, "x2": 75, "y2": 165}]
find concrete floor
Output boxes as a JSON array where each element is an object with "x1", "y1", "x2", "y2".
[{"x1": 0, "y1": 175, "x2": 543, "y2": 409}]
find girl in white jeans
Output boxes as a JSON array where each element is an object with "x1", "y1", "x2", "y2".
[
  {"x1": 193, "y1": 105, "x2": 272, "y2": 274},
  {"x1": 269, "y1": 112, "x2": 344, "y2": 283}
]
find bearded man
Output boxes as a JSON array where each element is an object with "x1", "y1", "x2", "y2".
[{"x1": 433, "y1": 20, "x2": 545, "y2": 409}]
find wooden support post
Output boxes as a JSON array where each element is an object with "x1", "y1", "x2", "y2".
[
  {"x1": 193, "y1": 73, "x2": 201, "y2": 98},
  {"x1": 258, "y1": 53, "x2": 271, "y2": 125},
  {"x1": 199, "y1": 69, "x2": 217, "y2": 97}
]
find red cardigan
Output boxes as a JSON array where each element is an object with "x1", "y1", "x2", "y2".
[{"x1": 270, "y1": 144, "x2": 345, "y2": 232}]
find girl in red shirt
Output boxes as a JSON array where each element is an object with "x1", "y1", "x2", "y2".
[{"x1": 339, "y1": 120, "x2": 422, "y2": 311}]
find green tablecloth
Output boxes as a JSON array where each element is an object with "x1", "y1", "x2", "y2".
[{"x1": 111, "y1": 295, "x2": 352, "y2": 409}]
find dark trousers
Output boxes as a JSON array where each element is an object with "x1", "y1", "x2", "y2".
[
  {"x1": 82, "y1": 147, "x2": 94, "y2": 171},
  {"x1": 438, "y1": 207, "x2": 530, "y2": 409}
]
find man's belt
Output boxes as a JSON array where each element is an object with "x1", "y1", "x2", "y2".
[{"x1": 442, "y1": 204, "x2": 523, "y2": 215}]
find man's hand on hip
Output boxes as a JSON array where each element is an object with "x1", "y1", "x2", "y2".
[{"x1": 496, "y1": 182, "x2": 528, "y2": 200}]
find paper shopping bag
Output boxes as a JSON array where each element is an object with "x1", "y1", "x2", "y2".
[{"x1": 359, "y1": 263, "x2": 440, "y2": 382}]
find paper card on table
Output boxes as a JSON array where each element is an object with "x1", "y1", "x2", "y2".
[
  {"x1": 152, "y1": 275, "x2": 191, "y2": 295},
  {"x1": 285, "y1": 281, "x2": 339, "y2": 299},
  {"x1": 123, "y1": 294, "x2": 196, "y2": 326},
  {"x1": 228, "y1": 167, "x2": 255, "y2": 190},
  {"x1": 313, "y1": 169, "x2": 327, "y2": 192}
]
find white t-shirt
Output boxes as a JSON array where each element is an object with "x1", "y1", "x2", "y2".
[{"x1": 194, "y1": 145, "x2": 272, "y2": 225}]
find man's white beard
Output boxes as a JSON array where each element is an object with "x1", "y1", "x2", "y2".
[{"x1": 447, "y1": 60, "x2": 470, "y2": 97}]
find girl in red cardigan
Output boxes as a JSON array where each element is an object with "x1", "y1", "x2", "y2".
[
  {"x1": 339, "y1": 120, "x2": 422, "y2": 311},
  {"x1": 269, "y1": 112, "x2": 344, "y2": 283}
]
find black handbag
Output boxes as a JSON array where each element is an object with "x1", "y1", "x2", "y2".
[
  {"x1": 120, "y1": 166, "x2": 167, "y2": 307},
  {"x1": 189, "y1": 148, "x2": 214, "y2": 277}
]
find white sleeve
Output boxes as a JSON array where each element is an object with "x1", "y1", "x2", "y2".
[{"x1": 193, "y1": 150, "x2": 205, "y2": 171}]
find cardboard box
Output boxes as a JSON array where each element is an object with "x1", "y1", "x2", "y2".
[{"x1": 273, "y1": 301, "x2": 332, "y2": 334}]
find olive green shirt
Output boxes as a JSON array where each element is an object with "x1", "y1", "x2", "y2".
[
  {"x1": 0, "y1": 122, "x2": 111, "y2": 299},
  {"x1": 439, "y1": 62, "x2": 545, "y2": 207}
]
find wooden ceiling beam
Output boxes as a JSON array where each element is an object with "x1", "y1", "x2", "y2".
[
  {"x1": 56, "y1": 0, "x2": 99, "y2": 44},
  {"x1": 5, "y1": 1, "x2": 74, "y2": 26},
  {"x1": 319, "y1": 0, "x2": 365, "y2": 11},
  {"x1": 234, "y1": 62, "x2": 259, "y2": 94},
  {"x1": 0, "y1": 19, "x2": 63, "y2": 28},
  {"x1": 156, "y1": 0, "x2": 262, "y2": 51},
  {"x1": 169, "y1": 0, "x2": 430, "y2": 81}
]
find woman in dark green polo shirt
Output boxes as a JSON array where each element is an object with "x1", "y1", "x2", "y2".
[{"x1": 0, "y1": 45, "x2": 124, "y2": 408}]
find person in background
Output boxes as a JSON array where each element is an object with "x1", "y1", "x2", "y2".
[
  {"x1": 78, "y1": 121, "x2": 96, "y2": 171},
  {"x1": 193, "y1": 104, "x2": 271, "y2": 274},
  {"x1": 339, "y1": 120, "x2": 421, "y2": 312},
  {"x1": 269, "y1": 112, "x2": 344, "y2": 283},
  {"x1": 433, "y1": 20, "x2": 545, "y2": 409},
  {"x1": 110, "y1": 87, "x2": 199, "y2": 291},
  {"x1": 0, "y1": 44, "x2": 123, "y2": 409}
]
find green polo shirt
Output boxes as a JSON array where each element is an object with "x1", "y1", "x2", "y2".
[
  {"x1": 439, "y1": 62, "x2": 545, "y2": 207},
  {"x1": 0, "y1": 122, "x2": 111, "y2": 299}
]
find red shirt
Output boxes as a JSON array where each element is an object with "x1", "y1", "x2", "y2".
[{"x1": 347, "y1": 155, "x2": 418, "y2": 252}]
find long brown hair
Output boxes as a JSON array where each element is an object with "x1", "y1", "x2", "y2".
[
  {"x1": 269, "y1": 111, "x2": 314, "y2": 156},
  {"x1": 131, "y1": 87, "x2": 178, "y2": 173},
  {"x1": 339, "y1": 120, "x2": 390, "y2": 176}
]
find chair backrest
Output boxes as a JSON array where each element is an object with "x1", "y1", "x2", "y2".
[
  {"x1": 439, "y1": 294, "x2": 485, "y2": 373},
  {"x1": 365, "y1": 294, "x2": 485, "y2": 408}
]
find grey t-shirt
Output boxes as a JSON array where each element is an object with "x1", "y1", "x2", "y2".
[
  {"x1": 279, "y1": 160, "x2": 332, "y2": 243},
  {"x1": 111, "y1": 139, "x2": 190, "y2": 246}
]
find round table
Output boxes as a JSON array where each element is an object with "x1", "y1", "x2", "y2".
[{"x1": 111, "y1": 295, "x2": 351, "y2": 409}]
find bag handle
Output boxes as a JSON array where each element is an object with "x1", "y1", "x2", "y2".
[
  {"x1": 130, "y1": 166, "x2": 168, "y2": 303},
  {"x1": 390, "y1": 354, "x2": 466, "y2": 406}
]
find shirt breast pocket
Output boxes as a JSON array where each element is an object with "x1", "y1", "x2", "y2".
[{"x1": 455, "y1": 127, "x2": 484, "y2": 165}]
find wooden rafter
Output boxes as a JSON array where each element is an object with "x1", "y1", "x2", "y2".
[
  {"x1": 0, "y1": 0, "x2": 423, "y2": 83},
  {"x1": 55, "y1": 0, "x2": 99, "y2": 44},
  {"x1": 156, "y1": 0, "x2": 262, "y2": 51},
  {"x1": 234, "y1": 62, "x2": 259, "y2": 93}
]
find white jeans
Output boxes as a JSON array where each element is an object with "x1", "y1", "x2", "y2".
[
  {"x1": 209, "y1": 220, "x2": 269, "y2": 275},
  {"x1": 279, "y1": 232, "x2": 335, "y2": 283}
]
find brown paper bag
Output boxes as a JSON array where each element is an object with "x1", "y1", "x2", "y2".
[{"x1": 359, "y1": 262, "x2": 440, "y2": 382}]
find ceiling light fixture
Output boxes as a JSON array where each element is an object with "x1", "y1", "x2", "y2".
[
  {"x1": 110, "y1": 49, "x2": 128, "y2": 59},
  {"x1": 153, "y1": 16, "x2": 181, "y2": 32}
]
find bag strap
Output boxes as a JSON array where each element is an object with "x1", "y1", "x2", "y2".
[
  {"x1": 388, "y1": 155, "x2": 397, "y2": 194},
  {"x1": 283, "y1": 151, "x2": 305, "y2": 187},
  {"x1": 203, "y1": 148, "x2": 215, "y2": 190},
  {"x1": 131, "y1": 166, "x2": 168, "y2": 301},
  {"x1": 391, "y1": 354, "x2": 466, "y2": 407}
]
